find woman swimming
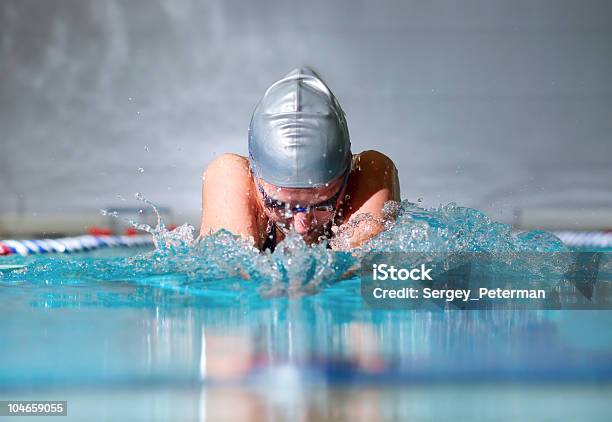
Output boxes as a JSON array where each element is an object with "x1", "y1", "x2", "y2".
[{"x1": 200, "y1": 67, "x2": 400, "y2": 251}]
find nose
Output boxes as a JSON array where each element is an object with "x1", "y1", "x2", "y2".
[{"x1": 291, "y1": 210, "x2": 316, "y2": 234}]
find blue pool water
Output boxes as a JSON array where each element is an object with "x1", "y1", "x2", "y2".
[{"x1": 2, "y1": 200, "x2": 612, "y2": 420}]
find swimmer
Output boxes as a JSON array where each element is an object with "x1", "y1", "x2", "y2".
[{"x1": 200, "y1": 67, "x2": 400, "y2": 251}]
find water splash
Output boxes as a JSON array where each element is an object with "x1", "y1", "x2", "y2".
[
  {"x1": 4, "y1": 197, "x2": 570, "y2": 297},
  {"x1": 356, "y1": 201, "x2": 567, "y2": 254}
]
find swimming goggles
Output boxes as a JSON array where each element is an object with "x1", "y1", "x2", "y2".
[{"x1": 256, "y1": 171, "x2": 349, "y2": 214}]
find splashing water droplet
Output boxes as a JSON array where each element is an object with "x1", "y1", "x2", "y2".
[
  {"x1": 138, "y1": 167, "x2": 145, "y2": 173},
  {"x1": 7, "y1": 195, "x2": 571, "y2": 301},
  {"x1": 99, "y1": 209, "x2": 118, "y2": 218},
  {"x1": 134, "y1": 192, "x2": 165, "y2": 233},
  {"x1": 144, "y1": 145, "x2": 149, "y2": 152}
]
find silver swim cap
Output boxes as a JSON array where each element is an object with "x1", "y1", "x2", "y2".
[{"x1": 248, "y1": 67, "x2": 351, "y2": 188}]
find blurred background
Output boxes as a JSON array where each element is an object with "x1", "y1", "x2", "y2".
[{"x1": 1, "y1": 0, "x2": 611, "y2": 237}]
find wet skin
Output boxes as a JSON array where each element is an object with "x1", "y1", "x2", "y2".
[{"x1": 199, "y1": 150, "x2": 400, "y2": 250}]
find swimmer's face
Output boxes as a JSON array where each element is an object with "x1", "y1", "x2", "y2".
[{"x1": 257, "y1": 176, "x2": 346, "y2": 241}]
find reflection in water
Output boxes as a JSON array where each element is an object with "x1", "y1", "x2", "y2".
[
  {"x1": 197, "y1": 384, "x2": 612, "y2": 422},
  {"x1": 3, "y1": 277, "x2": 605, "y2": 386},
  {"x1": 4, "y1": 383, "x2": 612, "y2": 421},
  {"x1": 2, "y1": 272, "x2": 612, "y2": 420}
]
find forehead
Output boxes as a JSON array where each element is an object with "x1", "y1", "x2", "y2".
[{"x1": 259, "y1": 177, "x2": 344, "y2": 204}]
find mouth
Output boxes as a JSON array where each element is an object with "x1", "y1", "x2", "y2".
[{"x1": 276, "y1": 222, "x2": 319, "y2": 237}]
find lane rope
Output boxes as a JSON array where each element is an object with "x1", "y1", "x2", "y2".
[
  {"x1": 0, "y1": 234, "x2": 152, "y2": 256},
  {"x1": 554, "y1": 231, "x2": 612, "y2": 249},
  {"x1": 1, "y1": 231, "x2": 610, "y2": 256}
]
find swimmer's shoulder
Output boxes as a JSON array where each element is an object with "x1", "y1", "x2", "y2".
[
  {"x1": 203, "y1": 153, "x2": 253, "y2": 185},
  {"x1": 351, "y1": 150, "x2": 398, "y2": 174},
  {"x1": 202, "y1": 153, "x2": 258, "y2": 204},
  {"x1": 205, "y1": 153, "x2": 250, "y2": 173},
  {"x1": 348, "y1": 150, "x2": 399, "y2": 194},
  {"x1": 200, "y1": 153, "x2": 266, "y2": 243},
  {"x1": 341, "y1": 150, "x2": 400, "y2": 219}
]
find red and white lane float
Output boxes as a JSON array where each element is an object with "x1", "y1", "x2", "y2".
[
  {"x1": 0, "y1": 241, "x2": 11, "y2": 256},
  {"x1": 0, "y1": 235, "x2": 152, "y2": 256}
]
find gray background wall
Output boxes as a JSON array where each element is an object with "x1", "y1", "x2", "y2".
[{"x1": 1, "y1": 0, "x2": 611, "y2": 228}]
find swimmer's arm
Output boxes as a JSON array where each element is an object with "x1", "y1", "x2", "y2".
[
  {"x1": 199, "y1": 154, "x2": 266, "y2": 249},
  {"x1": 331, "y1": 150, "x2": 400, "y2": 250}
]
